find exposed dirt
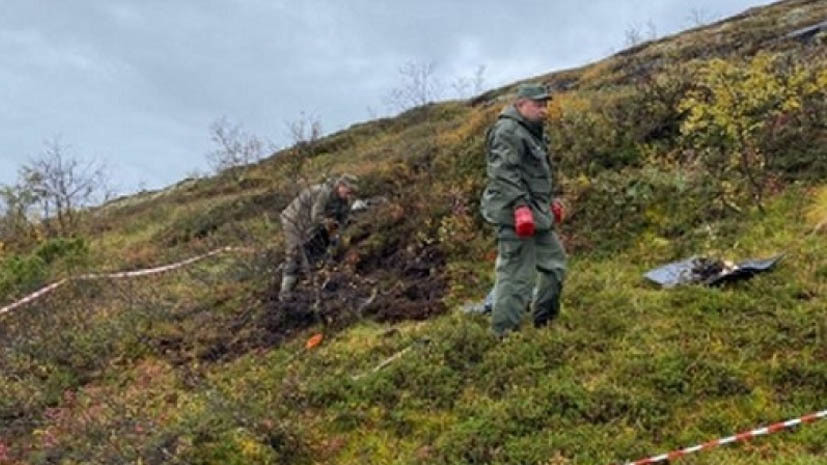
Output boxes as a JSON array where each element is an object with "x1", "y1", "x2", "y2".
[
  {"x1": 255, "y1": 241, "x2": 447, "y2": 347},
  {"x1": 187, "y1": 209, "x2": 449, "y2": 363}
]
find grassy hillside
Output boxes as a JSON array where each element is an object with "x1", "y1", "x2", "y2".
[{"x1": 2, "y1": 1, "x2": 827, "y2": 463}]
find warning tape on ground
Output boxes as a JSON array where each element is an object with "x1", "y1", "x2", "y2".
[
  {"x1": 619, "y1": 409, "x2": 827, "y2": 465},
  {"x1": 0, "y1": 246, "x2": 253, "y2": 317}
]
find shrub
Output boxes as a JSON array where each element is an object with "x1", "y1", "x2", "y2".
[
  {"x1": 34, "y1": 237, "x2": 89, "y2": 269},
  {"x1": 564, "y1": 166, "x2": 723, "y2": 254},
  {"x1": 678, "y1": 52, "x2": 827, "y2": 208},
  {"x1": 547, "y1": 63, "x2": 695, "y2": 178},
  {"x1": 0, "y1": 237, "x2": 91, "y2": 301},
  {"x1": 0, "y1": 253, "x2": 46, "y2": 300}
]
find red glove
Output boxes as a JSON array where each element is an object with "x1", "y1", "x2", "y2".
[
  {"x1": 514, "y1": 206, "x2": 535, "y2": 237},
  {"x1": 551, "y1": 199, "x2": 565, "y2": 224}
]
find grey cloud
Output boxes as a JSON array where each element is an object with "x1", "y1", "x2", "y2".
[{"x1": 1, "y1": 0, "x2": 773, "y2": 193}]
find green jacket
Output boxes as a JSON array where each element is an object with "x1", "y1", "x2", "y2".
[{"x1": 480, "y1": 105, "x2": 554, "y2": 230}]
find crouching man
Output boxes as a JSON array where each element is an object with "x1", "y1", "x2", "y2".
[{"x1": 279, "y1": 174, "x2": 358, "y2": 300}]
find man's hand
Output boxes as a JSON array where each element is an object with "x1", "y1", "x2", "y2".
[
  {"x1": 551, "y1": 198, "x2": 566, "y2": 224},
  {"x1": 322, "y1": 218, "x2": 338, "y2": 233},
  {"x1": 514, "y1": 206, "x2": 535, "y2": 237}
]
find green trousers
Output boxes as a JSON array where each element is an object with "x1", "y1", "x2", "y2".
[{"x1": 491, "y1": 225, "x2": 567, "y2": 336}]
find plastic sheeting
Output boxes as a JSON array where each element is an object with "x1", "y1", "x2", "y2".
[
  {"x1": 643, "y1": 254, "x2": 784, "y2": 288},
  {"x1": 461, "y1": 288, "x2": 494, "y2": 314}
]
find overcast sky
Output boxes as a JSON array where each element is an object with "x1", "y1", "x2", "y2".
[{"x1": 1, "y1": 0, "x2": 774, "y2": 195}]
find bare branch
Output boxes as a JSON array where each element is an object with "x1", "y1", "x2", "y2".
[
  {"x1": 451, "y1": 64, "x2": 487, "y2": 99},
  {"x1": 624, "y1": 23, "x2": 644, "y2": 47},
  {"x1": 384, "y1": 60, "x2": 442, "y2": 112},
  {"x1": 205, "y1": 116, "x2": 269, "y2": 176},
  {"x1": 15, "y1": 137, "x2": 111, "y2": 237},
  {"x1": 472, "y1": 64, "x2": 486, "y2": 95},
  {"x1": 686, "y1": 7, "x2": 717, "y2": 27},
  {"x1": 646, "y1": 19, "x2": 658, "y2": 41}
]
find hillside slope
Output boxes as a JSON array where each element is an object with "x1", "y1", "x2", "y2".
[{"x1": 2, "y1": 1, "x2": 827, "y2": 464}]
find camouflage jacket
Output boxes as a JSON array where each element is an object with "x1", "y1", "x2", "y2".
[
  {"x1": 480, "y1": 105, "x2": 554, "y2": 230},
  {"x1": 280, "y1": 180, "x2": 349, "y2": 237}
]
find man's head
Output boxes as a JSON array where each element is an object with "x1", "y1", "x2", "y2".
[
  {"x1": 335, "y1": 173, "x2": 359, "y2": 200},
  {"x1": 514, "y1": 83, "x2": 551, "y2": 123}
]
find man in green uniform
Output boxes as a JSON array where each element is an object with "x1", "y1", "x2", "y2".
[
  {"x1": 480, "y1": 83, "x2": 567, "y2": 337},
  {"x1": 279, "y1": 174, "x2": 358, "y2": 300}
]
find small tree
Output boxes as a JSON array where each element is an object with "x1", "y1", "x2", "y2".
[
  {"x1": 645, "y1": 19, "x2": 658, "y2": 41},
  {"x1": 451, "y1": 64, "x2": 487, "y2": 99},
  {"x1": 206, "y1": 116, "x2": 269, "y2": 177},
  {"x1": 622, "y1": 19, "x2": 658, "y2": 48},
  {"x1": 284, "y1": 112, "x2": 323, "y2": 186},
  {"x1": 624, "y1": 23, "x2": 644, "y2": 47},
  {"x1": 384, "y1": 60, "x2": 443, "y2": 112},
  {"x1": 686, "y1": 7, "x2": 716, "y2": 27},
  {"x1": 19, "y1": 138, "x2": 111, "y2": 237},
  {"x1": 678, "y1": 53, "x2": 826, "y2": 210}
]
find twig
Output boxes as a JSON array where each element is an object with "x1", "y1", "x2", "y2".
[{"x1": 352, "y1": 346, "x2": 413, "y2": 381}]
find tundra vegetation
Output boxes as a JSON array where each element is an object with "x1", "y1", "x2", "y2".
[{"x1": 1, "y1": 1, "x2": 826, "y2": 464}]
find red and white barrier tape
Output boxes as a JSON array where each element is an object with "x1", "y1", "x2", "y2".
[
  {"x1": 0, "y1": 246, "x2": 252, "y2": 317},
  {"x1": 5, "y1": 245, "x2": 825, "y2": 465},
  {"x1": 620, "y1": 409, "x2": 827, "y2": 465}
]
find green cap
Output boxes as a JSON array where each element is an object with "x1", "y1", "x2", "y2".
[
  {"x1": 336, "y1": 173, "x2": 359, "y2": 191},
  {"x1": 515, "y1": 83, "x2": 551, "y2": 101}
]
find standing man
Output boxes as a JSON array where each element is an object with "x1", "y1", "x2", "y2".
[
  {"x1": 480, "y1": 83, "x2": 567, "y2": 337},
  {"x1": 279, "y1": 174, "x2": 358, "y2": 300}
]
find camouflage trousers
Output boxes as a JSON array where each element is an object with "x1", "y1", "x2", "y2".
[
  {"x1": 280, "y1": 222, "x2": 303, "y2": 297},
  {"x1": 280, "y1": 221, "x2": 332, "y2": 297},
  {"x1": 491, "y1": 225, "x2": 567, "y2": 336}
]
